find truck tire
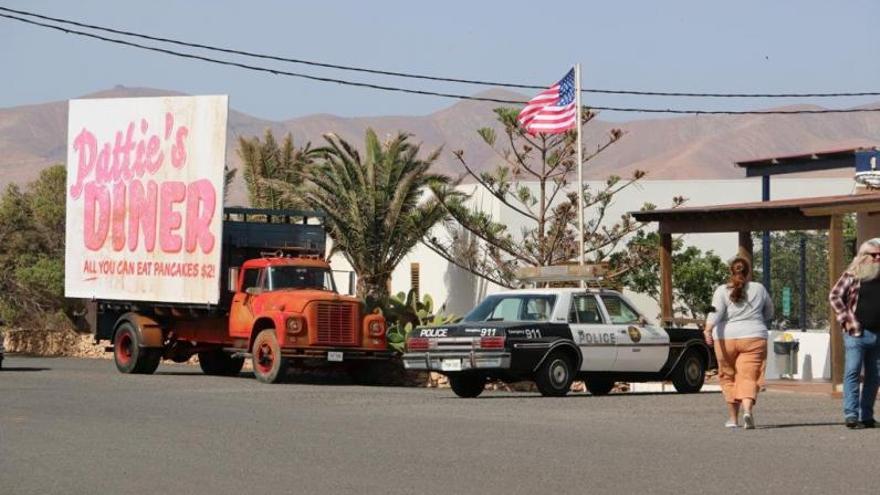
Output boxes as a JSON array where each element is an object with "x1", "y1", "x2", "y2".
[
  {"x1": 534, "y1": 352, "x2": 574, "y2": 397},
  {"x1": 252, "y1": 329, "x2": 288, "y2": 384},
  {"x1": 198, "y1": 349, "x2": 245, "y2": 376},
  {"x1": 585, "y1": 376, "x2": 616, "y2": 396},
  {"x1": 113, "y1": 322, "x2": 161, "y2": 375},
  {"x1": 671, "y1": 349, "x2": 706, "y2": 393},
  {"x1": 448, "y1": 373, "x2": 486, "y2": 398}
]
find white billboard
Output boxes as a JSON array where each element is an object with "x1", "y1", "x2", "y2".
[{"x1": 64, "y1": 95, "x2": 228, "y2": 304}]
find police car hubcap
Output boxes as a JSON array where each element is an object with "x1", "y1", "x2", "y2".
[
  {"x1": 686, "y1": 359, "x2": 700, "y2": 382},
  {"x1": 551, "y1": 360, "x2": 568, "y2": 384}
]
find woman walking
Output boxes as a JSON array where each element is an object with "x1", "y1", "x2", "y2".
[
  {"x1": 829, "y1": 238, "x2": 880, "y2": 429},
  {"x1": 704, "y1": 257, "x2": 773, "y2": 429}
]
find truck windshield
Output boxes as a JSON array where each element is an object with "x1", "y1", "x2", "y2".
[
  {"x1": 269, "y1": 266, "x2": 336, "y2": 292},
  {"x1": 463, "y1": 295, "x2": 557, "y2": 322}
]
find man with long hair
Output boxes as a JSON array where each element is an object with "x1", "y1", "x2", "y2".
[{"x1": 829, "y1": 238, "x2": 880, "y2": 429}]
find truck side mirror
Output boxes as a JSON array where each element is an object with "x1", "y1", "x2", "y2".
[{"x1": 228, "y1": 267, "x2": 239, "y2": 293}]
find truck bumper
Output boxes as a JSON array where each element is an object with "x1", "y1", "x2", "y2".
[
  {"x1": 402, "y1": 351, "x2": 511, "y2": 372},
  {"x1": 278, "y1": 348, "x2": 395, "y2": 361}
]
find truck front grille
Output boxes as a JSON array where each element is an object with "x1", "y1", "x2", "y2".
[{"x1": 312, "y1": 302, "x2": 358, "y2": 346}]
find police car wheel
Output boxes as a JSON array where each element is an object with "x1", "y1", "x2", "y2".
[
  {"x1": 535, "y1": 353, "x2": 574, "y2": 397},
  {"x1": 585, "y1": 377, "x2": 615, "y2": 396},
  {"x1": 448, "y1": 373, "x2": 486, "y2": 398},
  {"x1": 672, "y1": 350, "x2": 705, "y2": 394}
]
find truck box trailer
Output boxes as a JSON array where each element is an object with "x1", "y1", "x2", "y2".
[{"x1": 89, "y1": 208, "x2": 391, "y2": 383}]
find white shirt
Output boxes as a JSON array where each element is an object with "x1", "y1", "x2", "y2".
[{"x1": 709, "y1": 282, "x2": 773, "y2": 340}]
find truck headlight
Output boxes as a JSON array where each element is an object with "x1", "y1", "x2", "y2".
[{"x1": 286, "y1": 317, "x2": 304, "y2": 335}]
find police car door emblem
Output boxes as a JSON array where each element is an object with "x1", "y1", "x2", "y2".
[{"x1": 627, "y1": 326, "x2": 642, "y2": 343}]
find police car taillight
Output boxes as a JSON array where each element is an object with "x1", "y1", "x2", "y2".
[
  {"x1": 479, "y1": 336, "x2": 506, "y2": 349},
  {"x1": 406, "y1": 337, "x2": 430, "y2": 351}
]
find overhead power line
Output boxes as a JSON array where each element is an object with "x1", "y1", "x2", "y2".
[
  {"x1": 2, "y1": 11, "x2": 880, "y2": 115},
  {"x1": 3, "y1": 5, "x2": 879, "y2": 100}
]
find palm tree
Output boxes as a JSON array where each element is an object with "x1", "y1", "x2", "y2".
[
  {"x1": 237, "y1": 129, "x2": 315, "y2": 209},
  {"x1": 306, "y1": 129, "x2": 449, "y2": 301}
]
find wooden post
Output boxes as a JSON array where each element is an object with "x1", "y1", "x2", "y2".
[
  {"x1": 829, "y1": 215, "x2": 846, "y2": 394},
  {"x1": 737, "y1": 231, "x2": 753, "y2": 264},
  {"x1": 660, "y1": 233, "x2": 673, "y2": 325}
]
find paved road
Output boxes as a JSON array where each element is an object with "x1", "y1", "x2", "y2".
[{"x1": 0, "y1": 356, "x2": 876, "y2": 495}]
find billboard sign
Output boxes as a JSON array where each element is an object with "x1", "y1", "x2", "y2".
[{"x1": 64, "y1": 95, "x2": 228, "y2": 304}]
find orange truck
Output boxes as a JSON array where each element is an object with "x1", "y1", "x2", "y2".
[{"x1": 88, "y1": 208, "x2": 391, "y2": 383}]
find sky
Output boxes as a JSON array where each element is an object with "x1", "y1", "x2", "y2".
[{"x1": 1, "y1": 0, "x2": 879, "y2": 122}]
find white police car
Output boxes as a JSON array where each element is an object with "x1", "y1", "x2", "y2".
[{"x1": 403, "y1": 288, "x2": 715, "y2": 398}]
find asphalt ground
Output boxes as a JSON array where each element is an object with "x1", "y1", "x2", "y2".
[{"x1": 0, "y1": 356, "x2": 876, "y2": 495}]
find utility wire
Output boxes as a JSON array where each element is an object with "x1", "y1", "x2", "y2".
[
  {"x1": 3, "y1": 5, "x2": 880, "y2": 100},
  {"x1": 2, "y1": 12, "x2": 880, "y2": 115}
]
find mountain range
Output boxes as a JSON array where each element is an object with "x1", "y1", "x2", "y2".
[{"x1": 1, "y1": 85, "x2": 877, "y2": 205}]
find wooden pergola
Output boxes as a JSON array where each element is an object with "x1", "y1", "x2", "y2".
[{"x1": 632, "y1": 192, "x2": 880, "y2": 392}]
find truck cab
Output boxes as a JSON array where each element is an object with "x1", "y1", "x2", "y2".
[{"x1": 227, "y1": 256, "x2": 388, "y2": 382}]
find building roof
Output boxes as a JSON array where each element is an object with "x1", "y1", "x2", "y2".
[
  {"x1": 631, "y1": 192, "x2": 880, "y2": 233},
  {"x1": 735, "y1": 146, "x2": 879, "y2": 177}
]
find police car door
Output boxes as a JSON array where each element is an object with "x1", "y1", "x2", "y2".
[
  {"x1": 568, "y1": 293, "x2": 617, "y2": 370},
  {"x1": 598, "y1": 294, "x2": 669, "y2": 372}
]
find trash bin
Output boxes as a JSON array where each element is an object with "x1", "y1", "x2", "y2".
[{"x1": 773, "y1": 341, "x2": 799, "y2": 379}]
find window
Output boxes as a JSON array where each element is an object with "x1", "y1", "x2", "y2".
[
  {"x1": 600, "y1": 295, "x2": 641, "y2": 324},
  {"x1": 269, "y1": 266, "x2": 336, "y2": 291},
  {"x1": 568, "y1": 295, "x2": 605, "y2": 324},
  {"x1": 464, "y1": 295, "x2": 557, "y2": 322},
  {"x1": 242, "y1": 269, "x2": 261, "y2": 291}
]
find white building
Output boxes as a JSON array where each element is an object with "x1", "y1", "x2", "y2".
[{"x1": 331, "y1": 177, "x2": 855, "y2": 319}]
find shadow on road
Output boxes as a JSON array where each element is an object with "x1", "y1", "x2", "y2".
[
  {"x1": 450, "y1": 390, "x2": 723, "y2": 400},
  {"x1": 0, "y1": 367, "x2": 50, "y2": 372},
  {"x1": 758, "y1": 422, "x2": 844, "y2": 430}
]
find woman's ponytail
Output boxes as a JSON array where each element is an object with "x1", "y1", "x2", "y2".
[{"x1": 727, "y1": 257, "x2": 751, "y2": 303}]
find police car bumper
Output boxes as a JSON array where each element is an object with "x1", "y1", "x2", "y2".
[{"x1": 402, "y1": 352, "x2": 511, "y2": 372}]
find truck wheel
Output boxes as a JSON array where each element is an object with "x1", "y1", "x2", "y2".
[
  {"x1": 448, "y1": 373, "x2": 486, "y2": 398},
  {"x1": 672, "y1": 350, "x2": 706, "y2": 393},
  {"x1": 535, "y1": 352, "x2": 574, "y2": 397},
  {"x1": 585, "y1": 377, "x2": 616, "y2": 396},
  {"x1": 198, "y1": 349, "x2": 245, "y2": 376},
  {"x1": 113, "y1": 322, "x2": 161, "y2": 375},
  {"x1": 252, "y1": 329, "x2": 288, "y2": 384}
]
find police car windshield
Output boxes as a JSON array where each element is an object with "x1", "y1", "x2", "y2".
[{"x1": 463, "y1": 295, "x2": 557, "y2": 322}]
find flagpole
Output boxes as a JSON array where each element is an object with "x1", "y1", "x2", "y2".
[{"x1": 575, "y1": 64, "x2": 585, "y2": 267}]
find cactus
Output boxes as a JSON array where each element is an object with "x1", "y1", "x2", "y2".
[{"x1": 380, "y1": 290, "x2": 460, "y2": 353}]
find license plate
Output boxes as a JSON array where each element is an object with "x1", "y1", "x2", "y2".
[
  {"x1": 327, "y1": 351, "x2": 344, "y2": 362},
  {"x1": 441, "y1": 359, "x2": 462, "y2": 372}
]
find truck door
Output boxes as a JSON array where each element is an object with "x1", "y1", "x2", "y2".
[
  {"x1": 229, "y1": 267, "x2": 263, "y2": 338},
  {"x1": 598, "y1": 294, "x2": 669, "y2": 372},
  {"x1": 568, "y1": 294, "x2": 617, "y2": 371}
]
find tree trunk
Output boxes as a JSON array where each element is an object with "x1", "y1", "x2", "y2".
[{"x1": 356, "y1": 274, "x2": 390, "y2": 303}]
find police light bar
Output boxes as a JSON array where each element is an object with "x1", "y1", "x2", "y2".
[
  {"x1": 515, "y1": 264, "x2": 607, "y2": 284},
  {"x1": 855, "y1": 149, "x2": 880, "y2": 188}
]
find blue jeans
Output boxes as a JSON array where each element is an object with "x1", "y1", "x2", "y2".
[{"x1": 843, "y1": 329, "x2": 880, "y2": 421}]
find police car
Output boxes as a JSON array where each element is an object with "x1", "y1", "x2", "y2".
[{"x1": 403, "y1": 288, "x2": 716, "y2": 398}]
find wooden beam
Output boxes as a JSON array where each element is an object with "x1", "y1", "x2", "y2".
[
  {"x1": 829, "y1": 215, "x2": 846, "y2": 394},
  {"x1": 802, "y1": 203, "x2": 880, "y2": 217},
  {"x1": 742, "y1": 156, "x2": 853, "y2": 177},
  {"x1": 658, "y1": 214, "x2": 828, "y2": 234},
  {"x1": 737, "y1": 231, "x2": 753, "y2": 263},
  {"x1": 660, "y1": 234, "x2": 673, "y2": 325}
]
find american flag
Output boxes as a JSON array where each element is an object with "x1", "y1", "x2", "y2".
[{"x1": 517, "y1": 69, "x2": 577, "y2": 134}]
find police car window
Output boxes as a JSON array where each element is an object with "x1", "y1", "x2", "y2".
[
  {"x1": 463, "y1": 295, "x2": 557, "y2": 322},
  {"x1": 568, "y1": 295, "x2": 605, "y2": 324},
  {"x1": 600, "y1": 296, "x2": 640, "y2": 324}
]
